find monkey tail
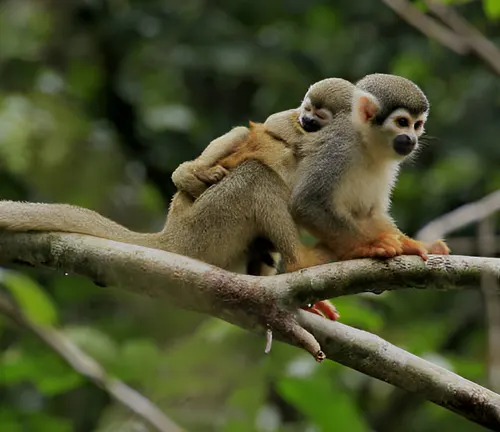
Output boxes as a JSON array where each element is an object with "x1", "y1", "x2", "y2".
[{"x1": 0, "y1": 201, "x2": 161, "y2": 248}]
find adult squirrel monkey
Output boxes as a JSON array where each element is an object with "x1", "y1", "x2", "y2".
[
  {"x1": 175, "y1": 74, "x2": 449, "y2": 261},
  {"x1": 0, "y1": 79, "x2": 363, "y2": 322},
  {"x1": 291, "y1": 74, "x2": 449, "y2": 260}
]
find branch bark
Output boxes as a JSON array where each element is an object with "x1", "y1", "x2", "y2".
[{"x1": 0, "y1": 231, "x2": 500, "y2": 429}]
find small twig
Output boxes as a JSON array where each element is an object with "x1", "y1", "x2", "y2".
[
  {"x1": 0, "y1": 295, "x2": 181, "y2": 432},
  {"x1": 478, "y1": 217, "x2": 500, "y2": 392},
  {"x1": 426, "y1": 0, "x2": 500, "y2": 76},
  {"x1": 265, "y1": 328, "x2": 273, "y2": 354},
  {"x1": 381, "y1": 0, "x2": 469, "y2": 54},
  {"x1": 416, "y1": 189, "x2": 500, "y2": 242}
]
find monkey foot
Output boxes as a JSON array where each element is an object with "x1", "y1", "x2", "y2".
[
  {"x1": 341, "y1": 233, "x2": 403, "y2": 260},
  {"x1": 195, "y1": 164, "x2": 229, "y2": 185},
  {"x1": 302, "y1": 300, "x2": 340, "y2": 321},
  {"x1": 399, "y1": 236, "x2": 429, "y2": 261},
  {"x1": 426, "y1": 239, "x2": 450, "y2": 255}
]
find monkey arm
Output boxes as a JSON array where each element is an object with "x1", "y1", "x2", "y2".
[
  {"x1": 290, "y1": 148, "x2": 357, "y2": 248},
  {"x1": 172, "y1": 126, "x2": 250, "y2": 199}
]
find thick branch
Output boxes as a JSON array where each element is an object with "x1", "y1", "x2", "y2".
[
  {"x1": 1, "y1": 231, "x2": 500, "y2": 428},
  {"x1": 0, "y1": 295, "x2": 181, "y2": 432},
  {"x1": 301, "y1": 313, "x2": 500, "y2": 430}
]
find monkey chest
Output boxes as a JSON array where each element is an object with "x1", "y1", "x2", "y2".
[{"x1": 333, "y1": 166, "x2": 392, "y2": 218}]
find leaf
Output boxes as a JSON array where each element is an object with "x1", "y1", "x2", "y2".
[
  {"x1": 116, "y1": 339, "x2": 161, "y2": 381},
  {"x1": 277, "y1": 377, "x2": 368, "y2": 432},
  {"x1": 0, "y1": 346, "x2": 84, "y2": 395},
  {"x1": 484, "y1": 0, "x2": 500, "y2": 20},
  {"x1": 331, "y1": 297, "x2": 383, "y2": 331},
  {"x1": 1, "y1": 270, "x2": 58, "y2": 326}
]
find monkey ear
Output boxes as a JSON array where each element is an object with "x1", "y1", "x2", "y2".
[{"x1": 352, "y1": 89, "x2": 380, "y2": 124}]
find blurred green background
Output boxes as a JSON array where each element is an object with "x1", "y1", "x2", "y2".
[{"x1": 0, "y1": 0, "x2": 499, "y2": 430}]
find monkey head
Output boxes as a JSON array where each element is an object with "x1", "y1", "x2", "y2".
[
  {"x1": 354, "y1": 73, "x2": 429, "y2": 160},
  {"x1": 298, "y1": 78, "x2": 355, "y2": 132}
]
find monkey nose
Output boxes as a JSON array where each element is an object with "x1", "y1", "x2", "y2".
[
  {"x1": 299, "y1": 115, "x2": 321, "y2": 132},
  {"x1": 393, "y1": 134, "x2": 416, "y2": 156}
]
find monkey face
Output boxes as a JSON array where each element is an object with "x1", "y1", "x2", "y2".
[
  {"x1": 298, "y1": 97, "x2": 333, "y2": 132},
  {"x1": 382, "y1": 108, "x2": 427, "y2": 158}
]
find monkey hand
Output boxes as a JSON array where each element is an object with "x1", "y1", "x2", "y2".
[
  {"x1": 302, "y1": 301, "x2": 340, "y2": 321},
  {"x1": 172, "y1": 161, "x2": 228, "y2": 199},
  {"x1": 172, "y1": 161, "x2": 208, "y2": 199},
  {"x1": 194, "y1": 164, "x2": 230, "y2": 185}
]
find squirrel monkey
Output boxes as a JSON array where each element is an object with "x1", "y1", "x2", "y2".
[
  {"x1": 290, "y1": 73, "x2": 449, "y2": 260},
  {"x1": 0, "y1": 112, "x2": 339, "y2": 321},
  {"x1": 175, "y1": 74, "x2": 449, "y2": 261}
]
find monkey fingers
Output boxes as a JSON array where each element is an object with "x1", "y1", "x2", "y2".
[
  {"x1": 195, "y1": 164, "x2": 230, "y2": 185},
  {"x1": 426, "y1": 239, "x2": 450, "y2": 255},
  {"x1": 311, "y1": 300, "x2": 340, "y2": 320},
  {"x1": 301, "y1": 301, "x2": 339, "y2": 321},
  {"x1": 398, "y1": 236, "x2": 429, "y2": 261}
]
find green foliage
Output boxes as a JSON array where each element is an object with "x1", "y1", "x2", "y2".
[
  {"x1": 1, "y1": 270, "x2": 58, "y2": 326},
  {"x1": 0, "y1": 0, "x2": 497, "y2": 430},
  {"x1": 483, "y1": 0, "x2": 500, "y2": 19},
  {"x1": 278, "y1": 377, "x2": 369, "y2": 432}
]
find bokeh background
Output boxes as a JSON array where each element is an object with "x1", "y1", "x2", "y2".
[{"x1": 0, "y1": 0, "x2": 499, "y2": 431}]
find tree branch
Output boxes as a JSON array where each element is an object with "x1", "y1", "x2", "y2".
[
  {"x1": 425, "y1": 0, "x2": 500, "y2": 76},
  {"x1": 0, "y1": 231, "x2": 500, "y2": 428},
  {"x1": 417, "y1": 189, "x2": 500, "y2": 242},
  {"x1": 382, "y1": 0, "x2": 500, "y2": 78},
  {"x1": 0, "y1": 294, "x2": 181, "y2": 432},
  {"x1": 301, "y1": 312, "x2": 500, "y2": 430},
  {"x1": 380, "y1": 0, "x2": 469, "y2": 54}
]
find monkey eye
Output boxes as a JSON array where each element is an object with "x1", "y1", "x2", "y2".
[
  {"x1": 396, "y1": 117, "x2": 409, "y2": 127},
  {"x1": 414, "y1": 120, "x2": 424, "y2": 130},
  {"x1": 315, "y1": 108, "x2": 329, "y2": 120}
]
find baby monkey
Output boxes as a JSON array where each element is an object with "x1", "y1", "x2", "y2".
[{"x1": 175, "y1": 74, "x2": 449, "y2": 262}]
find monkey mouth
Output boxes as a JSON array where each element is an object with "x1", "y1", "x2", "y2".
[
  {"x1": 392, "y1": 135, "x2": 416, "y2": 156},
  {"x1": 393, "y1": 144, "x2": 415, "y2": 156},
  {"x1": 299, "y1": 115, "x2": 321, "y2": 133}
]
